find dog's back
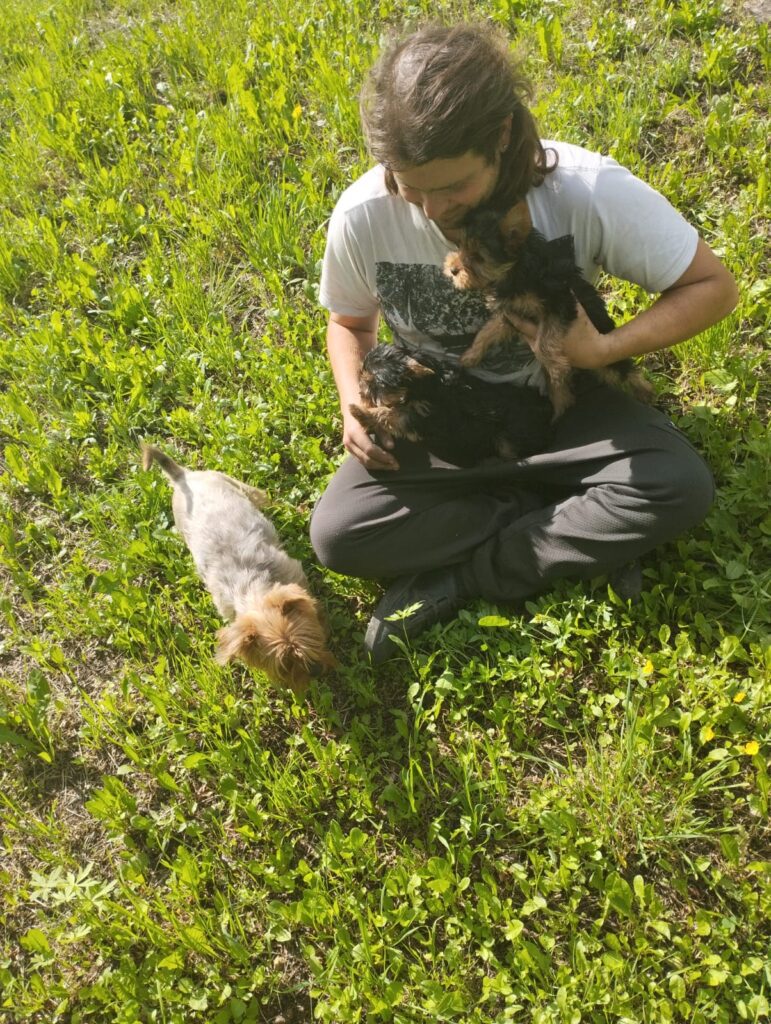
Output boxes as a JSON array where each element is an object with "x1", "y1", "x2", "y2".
[
  {"x1": 142, "y1": 444, "x2": 306, "y2": 616},
  {"x1": 143, "y1": 443, "x2": 273, "y2": 550}
]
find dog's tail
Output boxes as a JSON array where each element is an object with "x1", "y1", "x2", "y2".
[{"x1": 141, "y1": 443, "x2": 186, "y2": 482}]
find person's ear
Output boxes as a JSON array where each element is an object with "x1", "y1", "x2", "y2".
[{"x1": 498, "y1": 114, "x2": 513, "y2": 153}]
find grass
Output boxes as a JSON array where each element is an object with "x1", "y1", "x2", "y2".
[{"x1": 0, "y1": 0, "x2": 769, "y2": 1020}]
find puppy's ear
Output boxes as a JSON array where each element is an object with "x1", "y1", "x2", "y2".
[
  {"x1": 549, "y1": 234, "x2": 577, "y2": 258},
  {"x1": 280, "y1": 591, "x2": 318, "y2": 617},
  {"x1": 404, "y1": 357, "x2": 435, "y2": 377},
  {"x1": 499, "y1": 202, "x2": 532, "y2": 252},
  {"x1": 546, "y1": 234, "x2": 578, "y2": 277},
  {"x1": 215, "y1": 620, "x2": 261, "y2": 666}
]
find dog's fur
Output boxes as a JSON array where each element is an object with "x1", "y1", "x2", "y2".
[
  {"x1": 444, "y1": 207, "x2": 653, "y2": 417},
  {"x1": 142, "y1": 444, "x2": 335, "y2": 693},
  {"x1": 348, "y1": 343, "x2": 554, "y2": 466}
]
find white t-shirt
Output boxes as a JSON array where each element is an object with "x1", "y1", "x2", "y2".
[{"x1": 319, "y1": 140, "x2": 699, "y2": 384}]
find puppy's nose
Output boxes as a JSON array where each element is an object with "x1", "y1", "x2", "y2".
[{"x1": 308, "y1": 662, "x2": 323, "y2": 678}]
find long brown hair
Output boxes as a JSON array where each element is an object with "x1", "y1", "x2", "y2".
[{"x1": 360, "y1": 23, "x2": 556, "y2": 208}]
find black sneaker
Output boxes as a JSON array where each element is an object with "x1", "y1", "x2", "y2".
[
  {"x1": 364, "y1": 566, "x2": 467, "y2": 664},
  {"x1": 609, "y1": 560, "x2": 643, "y2": 603}
]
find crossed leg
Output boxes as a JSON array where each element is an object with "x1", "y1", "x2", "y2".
[{"x1": 310, "y1": 386, "x2": 714, "y2": 604}]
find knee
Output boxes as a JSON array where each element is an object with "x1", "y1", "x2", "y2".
[
  {"x1": 309, "y1": 501, "x2": 344, "y2": 572},
  {"x1": 651, "y1": 442, "x2": 715, "y2": 532},
  {"x1": 309, "y1": 500, "x2": 363, "y2": 577}
]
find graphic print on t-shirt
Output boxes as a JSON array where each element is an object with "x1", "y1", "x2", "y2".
[{"x1": 375, "y1": 261, "x2": 536, "y2": 378}]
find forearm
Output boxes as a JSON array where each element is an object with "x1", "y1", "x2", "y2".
[
  {"x1": 326, "y1": 311, "x2": 399, "y2": 470},
  {"x1": 510, "y1": 239, "x2": 739, "y2": 371},
  {"x1": 603, "y1": 260, "x2": 739, "y2": 364},
  {"x1": 326, "y1": 315, "x2": 379, "y2": 410}
]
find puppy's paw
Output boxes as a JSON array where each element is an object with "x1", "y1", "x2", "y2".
[
  {"x1": 459, "y1": 344, "x2": 483, "y2": 367},
  {"x1": 629, "y1": 372, "x2": 655, "y2": 404},
  {"x1": 349, "y1": 403, "x2": 375, "y2": 429},
  {"x1": 547, "y1": 385, "x2": 574, "y2": 419}
]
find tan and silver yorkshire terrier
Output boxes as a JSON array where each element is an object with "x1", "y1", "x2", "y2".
[
  {"x1": 142, "y1": 445, "x2": 336, "y2": 694},
  {"x1": 444, "y1": 206, "x2": 653, "y2": 417}
]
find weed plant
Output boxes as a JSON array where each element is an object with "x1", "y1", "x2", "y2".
[{"x1": 0, "y1": 0, "x2": 769, "y2": 1021}]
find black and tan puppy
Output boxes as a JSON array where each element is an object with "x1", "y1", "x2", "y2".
[
  {"x1": 348, "y1": 343, "x2": 553, "y2": 466},
  {"x1": 445, "y1": 208, "x2": 653, "y2": 417}
]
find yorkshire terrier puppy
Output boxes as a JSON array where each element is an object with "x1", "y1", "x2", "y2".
[
  {"x1": 444, "y1": 208, "x2": 653, "y2": 417},
  {"x1": 348, "y1": 343, "x2": 554, "y2": 466},
  {"x1": 142, "y1": 444, "x2": 336, "y2": 693}
]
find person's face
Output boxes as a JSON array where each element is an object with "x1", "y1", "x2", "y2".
[{"x1": 391, "y1": 149, "x2": 501, "y2": 233}]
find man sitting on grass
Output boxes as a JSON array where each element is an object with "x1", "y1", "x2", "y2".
[{"x1": 310, "y1": 22, "x2": 738, "y2": 663}]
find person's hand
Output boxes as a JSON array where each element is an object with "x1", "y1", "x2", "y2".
[
  {"x1": 508, "y1": 299, "x2": 613, "y2": 370},
  {"x1": 342, "y1": 412, "x2": 399, "y2": 471}
]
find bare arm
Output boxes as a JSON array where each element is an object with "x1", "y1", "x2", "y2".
[
  {"x1": 327, "y1": 311, "x2": 399, "y2": 470},
  {"x1": 511, "y1": 238, "x2": 739, "y2": 368}
]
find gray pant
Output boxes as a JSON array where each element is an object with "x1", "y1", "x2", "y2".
[{"x1": 310, "y1": 385, "x2": 714, "y2": 603}]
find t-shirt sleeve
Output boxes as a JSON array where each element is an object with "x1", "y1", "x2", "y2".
[
  {"x1": 591, "y1": 157, "x2": 699, "y2": 293},
  {"x1": 318, "y1": 203, "x2": 380, "y2": 318}
]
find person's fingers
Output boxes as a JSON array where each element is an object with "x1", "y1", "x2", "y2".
[
  {"x1": 344, "y1": 428, "x2": 399, "y2": 470},
  {"x1": 357, "y1": 443, "x2": 400, "y2": 470}
]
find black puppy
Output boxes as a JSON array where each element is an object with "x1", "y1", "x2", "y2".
[
  {"x1": 348, "y1": 343, "x2": 554, "y2": 467},
  {"x1": 445, "y1": 209, "x2": 653, "y2": 417}
]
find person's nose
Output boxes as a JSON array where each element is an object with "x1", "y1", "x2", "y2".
[{"x1": 421, "y1": 193, "x2": 452, "y2": 221}]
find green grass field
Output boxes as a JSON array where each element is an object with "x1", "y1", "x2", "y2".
[{"x1": 1, "y1": 0, "x2": 769, "y2": 1020}]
